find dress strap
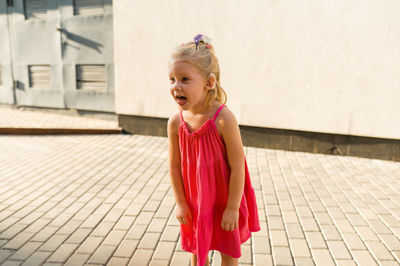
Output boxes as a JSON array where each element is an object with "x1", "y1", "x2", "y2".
[
  {"x1": 212, "y1": 104, "x2": 226, "y2": 122},
  {"x1": 179, "y1": 110, "x2": 184, "y2": 123}
]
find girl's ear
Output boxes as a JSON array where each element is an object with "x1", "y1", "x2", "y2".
[{"x1": 205, "y1": 74, "x2": 216, "y2": 91}]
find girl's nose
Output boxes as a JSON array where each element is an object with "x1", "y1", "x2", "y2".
[{"x1": 172, "y1": 83, "x2": 181, "y2": 91}]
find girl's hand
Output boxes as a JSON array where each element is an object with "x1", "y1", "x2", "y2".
[
  {"x1": 176, "y1": 202, "x2": 192, "y2": 225},
  {"x1": 221, "y1": 206, "x2": 239, "y2": 231}
]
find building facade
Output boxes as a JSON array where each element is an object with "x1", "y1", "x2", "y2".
[
  {"x1": 0, "y1": 0, "x2": 114, "y2": 112},
  {"x1": 113, "y1": 0, "x2": 400, "y2": 161}
]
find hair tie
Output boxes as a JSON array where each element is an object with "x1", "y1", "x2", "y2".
[{"x1": 193, "y1": 34, "x2": 212, "y2": 49}]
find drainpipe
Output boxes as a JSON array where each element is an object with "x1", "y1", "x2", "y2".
[{"x1": 6, "y1": 0, "x2": 18, "y2": 106}]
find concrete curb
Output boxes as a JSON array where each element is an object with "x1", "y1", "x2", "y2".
[{"x1": 0, "y1": 127, "x2": 123, "y2": 135}]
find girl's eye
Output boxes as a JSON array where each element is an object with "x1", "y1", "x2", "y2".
[
  {"x1": 170, "y1": 78, "x2": 175, "y2": 83},
  {"x1": 182, "y1": 77, "x2": 188, "y2": 81}
]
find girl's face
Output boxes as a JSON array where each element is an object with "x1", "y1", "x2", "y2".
[{"x1": 169, "y1": 61, "x2": 210, "y2": 111}]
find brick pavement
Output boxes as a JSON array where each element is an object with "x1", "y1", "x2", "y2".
[
  {"x1": 0, "y1": 134, "x2": 400, "y2": 265},
  {"x1": 0, "y1": 105, "x2": 121, "y2": 134}
]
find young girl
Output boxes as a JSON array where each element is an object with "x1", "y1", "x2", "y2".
[{"x1": 167, "y1": 34, "x2": 260, "y2": 266}]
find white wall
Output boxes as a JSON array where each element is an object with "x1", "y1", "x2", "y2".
[{"x1": 113, "y1": 0, "x2": 400, "y2": 140}]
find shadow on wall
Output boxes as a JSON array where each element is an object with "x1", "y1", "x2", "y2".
[{"x1": 57, "y1": 28, "x2": 104, "y2": 53}]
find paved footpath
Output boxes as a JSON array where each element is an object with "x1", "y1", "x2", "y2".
[
  {"x1": 0, "y1": 134, "x2": 400, "y2": 266},
  {"x1": 0, "y1": 105, "x2": 121, "y2": 134}
]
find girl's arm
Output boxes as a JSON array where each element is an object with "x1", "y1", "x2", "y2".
[
  {"x1": 168, "y1": 114, "x2": 192, "y2": 224},
  {"x1": 218, "y1": 108, "x2": 246, "y2": 231}
]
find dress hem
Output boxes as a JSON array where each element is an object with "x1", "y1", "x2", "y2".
[{"x1": 181, "y1": 231, "x2": 253, "y2": 259}]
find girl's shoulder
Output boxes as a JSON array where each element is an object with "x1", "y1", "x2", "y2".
[
  {"x1": 167, "y1": 112, "x2": 181, "y2": 136},
  {"x1": 214, "y1": 105, "x2": 239, "y2": 135}
]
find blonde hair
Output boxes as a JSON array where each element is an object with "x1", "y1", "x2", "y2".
[{"x1": 169, "y1": 40, "x2": 227, "y2": 109}]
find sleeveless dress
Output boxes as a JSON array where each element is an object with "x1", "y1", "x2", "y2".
[{"x1": 178, "y1": 104, "x2": 260, "y2": 266}]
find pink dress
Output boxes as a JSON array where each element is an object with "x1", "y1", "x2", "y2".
[{"x1": 178, "y1": 104, "x2": 260, "y2": 266}]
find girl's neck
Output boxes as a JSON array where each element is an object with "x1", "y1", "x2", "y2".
[{"x1": 185, "y1": 101, "x2": 219, "y2": 116}]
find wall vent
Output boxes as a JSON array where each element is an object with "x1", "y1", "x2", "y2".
[
  {"x1": 76, "y1": 64, "x2": 106, "y2": 92},
  {"x1": 24, "y1": 0, "x2": 48, "y2": 20},
  {"x1": 73, "y1": 0, "x2": 104, "y2": 16},
  {"x1": 29, "y1": 65, "x2": 52, "y2": 89}
]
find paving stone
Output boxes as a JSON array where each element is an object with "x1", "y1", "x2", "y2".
[
  {"x1": 3, "y1": 232, "x2": 35, "y2": 250},
  {"x1": 293, "y1": 257, "x2": 315, "y2": 266},
  {"x1": 0, "y1": 224, "x2": 29, "y2": 239},
  {"x1": 148, "y1": 259, "x2": 168, "y2": 265},
  {"x1": 253, "y1": 235, "x2": 271, "y2": 254},
  {"x1": 79, "y1": 214, "x2": 104, "y2": 229},
  {"x1": 114, "y1": 216, "x2": 136, "y2": 230},
  {"x1": 296, "y1": 205, "x2": 315, "y2": 219},
  {"x1": 108, "y1": 257, "x2": 130, "y2": 266},
  {"x1": 9, "y1": 241, "x2": 41, "y2": 261},
  {"x1": 326, "y1": 240, "x2": 352, "y2": 259},
  {"x1": 65, "y1": 228, "x2": 91, "y2": 244},
  {"x1": 346, "y1": 213, "x2": 368, "y2": 226},
  {"x1": 39, "y1": 234, "x2": 69, "y2": 252},
  {"x1": 334, "y1": 260, "x2": 357, "y2": 266},
  {"x1": 47, "y1": 243, "x2": 78, "y2": 263},
  {"x1": 143, "y1": 200, "x2": 162, "y2": 212},
  {"x1": 355, "y1": 226, "x2": 380, "y2": 241},
  {"x1": 114, "y1": 239, "x2": 139, "y2": 257},
  {"x1": 299, "y1": 217, "x2": 319, "y2": 232},
  {"x1": 351, "y1": 250, "x2": 379, "y2": 266},
  {"x1": 21, "y1": 251, "x2": 51, "y2": 266},
  {"x1": 341, "y1": 232, "x2": 367, "y2": 250},
  {"x1": 25, "y1": 219, "x2": 52, "y2": 233},
  {"x1": 0, "y1": 250, "x2": 15, "y2": 264},
  {"x1": 103, "y1": 230, "x2": 126, "y2": 246},
  {"x1": 56, "y1": 220, "x2": 81, "y2": 235},
  {"x1": 87, "y1": 245, "x2": 116, "y2": 264},
  {"x1": 289, "y1": 238, "x2": 311, "y2": 258},
  {"x1": 270, "y1": 230, "x2": 288, "y2": 247},
  {"x1": 379, "y1": 233, "x2": 400, "y2": 251},
  {"x1": 1, "y1": 261, "x2": 22, "y2": 266},
  {"x1": 320, "y1": 224, "x2": 342, "y2": 241},
  {"x1": 254, "y1": 253, "x2": 273, "y2": 266},
  {"x1": 310, "y1": 249, "x2": 335, "y2": 266},
  {"x1": 91, "y1": 221, "x2": 115, "y2": 237},
  {"x1": 64, "y1": 253, "x2": 90, "y2": 266},
  {"x1": 138, "y1": 232, "x2": 161, "y2": 249},
  {"x1": 103, "y1": 208, "x2": 125, "y2": 223},
  {"x1": 135, "y1": 211, "x2": 155, "y2": 225},
  {"x1": 160, "y1": 225, "x2": 180, "y2": 242},
  {"x1": 305, "y1": 232, "x2": 327, "y2": 249},
  {"x1": 124, "y1": 203, "x2": 142, "y2": 216},
  {"x1": 76, "y1": 236, "x2": 103, "y2": 254},
  {"x1": 154, "y1": 204, "x2": 174, "y2": 219},
  {"x1": 365, "y1": 241, "x2": 395, "y2": 260},
  {"x1": 30, "y1": 226, "x2": 59, "y2": 242},
  {"x1": 368, "y1": 220, "x2": 393, "y2": 235},
  {"x1": 147, "y1": 218, "x2": 167, "y2": 233},
  {"x1": 128, "y1": 249, "x2": 153, "y2": 266},
  {"x1": 378, "y1": 261, "x2": 400, "y2": 266},
  {"x1": 334, "y1": 219, "x2": 355, "y2": 233},
  {"x1": 272, "y1": 246, "x2": 293, "y2": 265},
  {"x1": 152, "y1": 241, "x2": 176, "y2": 260},
  {"x1": 282, "y1": 211, "x2": 299, "y2": 223},
  {"x1": 267, "y1": 216, "x2": 285, "y2": 230},
  {"x1": 126, "y1": 224, "x2": 147, "y2": 240},
  {"x1": 286, "y1": 223, "x2": 305, "y2": 239}
]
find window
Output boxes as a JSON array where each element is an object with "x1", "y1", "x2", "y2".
[
  {"x1": 73, "y1": 0, "x2": 104, "y2": 16},
  {"x1": 76, "y1": 64, "x2": 106, "y2": 92},
  {"x1": 24, "y1": 0, "x2": 47, "y2": 20},
  {"x1": 29, "y1": 65, "x2": 52, "y2": 89}
]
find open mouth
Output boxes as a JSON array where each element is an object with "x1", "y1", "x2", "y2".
[{"x1": 175, "y1": 95, "x2": 187, "y2": 106}]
